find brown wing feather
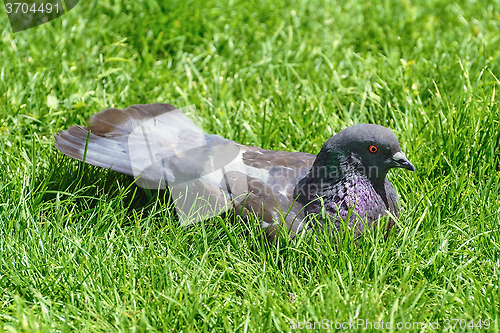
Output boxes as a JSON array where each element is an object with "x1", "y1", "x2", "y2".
[{"x1": 88, "y1": 104, "x2": 178, "y2": 136}]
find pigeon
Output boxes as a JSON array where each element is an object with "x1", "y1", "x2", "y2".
[{"x1": 55, "y1": 103, "x2": 415, "y2": 241}]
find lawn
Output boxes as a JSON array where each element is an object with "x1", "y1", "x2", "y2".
[{"x1": 1, "y1": 0, "x2": 500, "y2": 331}]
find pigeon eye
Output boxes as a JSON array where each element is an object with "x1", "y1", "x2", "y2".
[{"x1": 368, "y1": 145, "x2": 378, "y2": 153}]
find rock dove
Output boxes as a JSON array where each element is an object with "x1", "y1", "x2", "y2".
[{"x1": 55, "y1": 103, "x2": 414, "y2": 240}]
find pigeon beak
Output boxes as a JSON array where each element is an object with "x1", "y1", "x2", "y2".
[{"x1": 392, "y1": 151, "x2": 415, "y2": 171}]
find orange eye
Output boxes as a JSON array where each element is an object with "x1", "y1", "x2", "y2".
[{"x1": 368, "y1": 145, "x2": 378, "y2": 153}]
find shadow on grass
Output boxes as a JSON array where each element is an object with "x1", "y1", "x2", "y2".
[{"x1": 32, "y1": 149, "x2": 177, "y2": 229}]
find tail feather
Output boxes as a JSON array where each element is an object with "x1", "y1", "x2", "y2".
[{"x1": 55, "y1": 125, "x2": 133, "y2": 175}]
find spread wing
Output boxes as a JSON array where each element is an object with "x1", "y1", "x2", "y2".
[{"x1": 55, "y1": 103, "x2": 316, "y2": 239}]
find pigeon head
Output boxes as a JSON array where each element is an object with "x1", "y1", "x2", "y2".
[{"x1": 316, "y1": 124, "x2": 415, "y2": 184}]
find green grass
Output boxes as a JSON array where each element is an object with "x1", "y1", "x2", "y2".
[{"x1": 1, "y1": 0, "x2": 500, "y2": 331}]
